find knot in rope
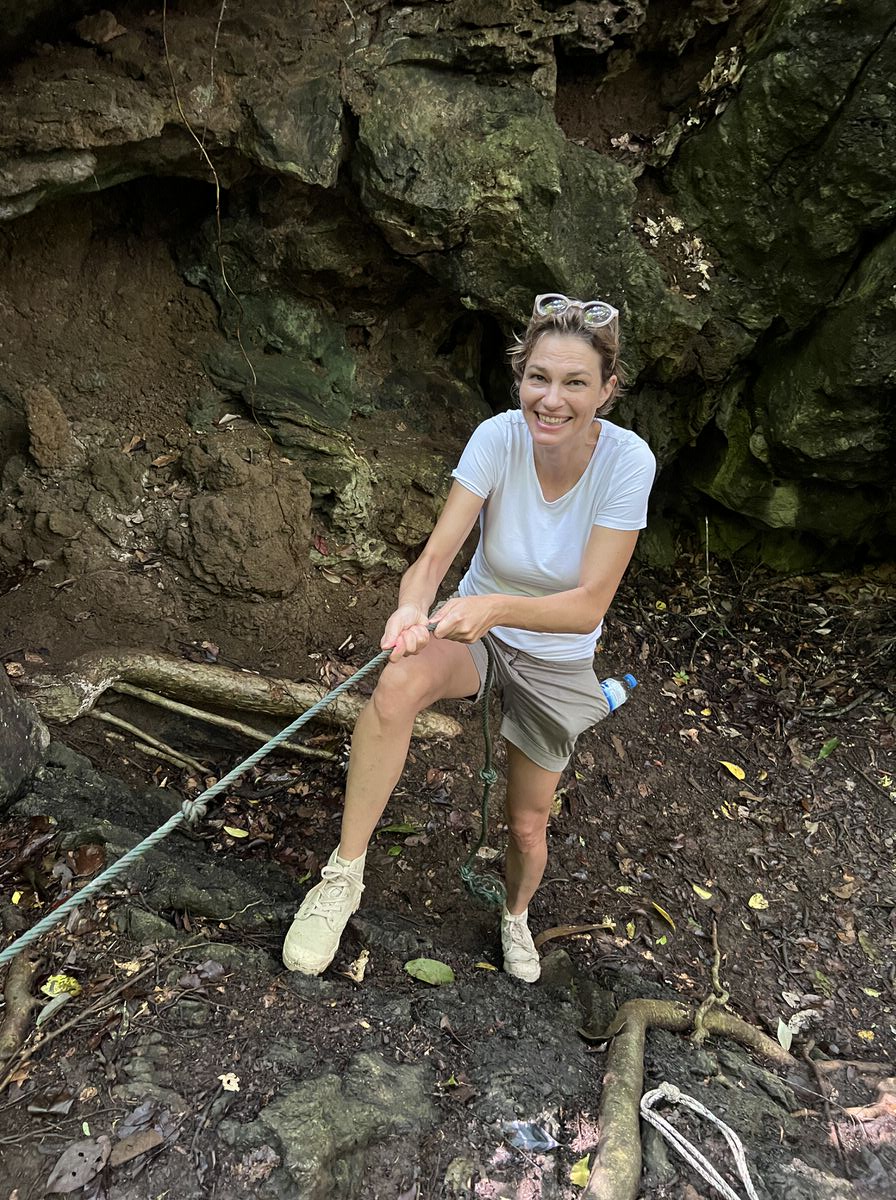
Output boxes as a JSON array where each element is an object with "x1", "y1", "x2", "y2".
[
  {"x1": 0, "y1": 643, "x2": 393, "y2": 971},
  {"x1": 640, "y1": 1081, "x2": 760, "y2": 1200},
  {"x1": 181, "y1": 796, "x2": 208, "y2": 823},
  {"x1": 478, "y1": 766, "x2": 498, "y2": 786},
  {"x1": 459, "y1": 863, "x2": 506, "y2": 907}
]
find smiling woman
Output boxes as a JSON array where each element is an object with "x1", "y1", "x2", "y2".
[{"x1": 282, "y1": 293, "x2": 656, "y2": 985}]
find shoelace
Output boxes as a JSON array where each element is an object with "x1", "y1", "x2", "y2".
[
  {"x1": 305, "y1": 865, "x2": 364, "y2": 929},
  {"x1": 504, "y1": 918, "x2": 535, "y2": 956}
]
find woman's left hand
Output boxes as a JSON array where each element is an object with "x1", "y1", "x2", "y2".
[{"x1": 430, "y1": 594, "x2": 501, "y2": 644}]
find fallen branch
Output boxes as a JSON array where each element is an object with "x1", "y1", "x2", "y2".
[
  {"x1": 22, "y1": 651, "x2": 462, "y2": 739},
  {"x1": 584, "y1": 999, "x2": 796, "y2": 1200}
]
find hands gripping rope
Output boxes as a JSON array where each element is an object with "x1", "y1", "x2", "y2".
[{"x1": 0, "y1": 627, "x2": 503, "y2": 970}]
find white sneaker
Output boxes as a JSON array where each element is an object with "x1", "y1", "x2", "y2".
[
  {"x1": 282, "y1": 848, "x2": 366, "y2": 975},
  {"x1": 501, "y1": 907, "x2": 541, "y2": 983}
]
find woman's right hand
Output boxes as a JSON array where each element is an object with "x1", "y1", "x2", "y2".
[{"x1": 381, "y1": 603, "x2": 432, "y2": 662}]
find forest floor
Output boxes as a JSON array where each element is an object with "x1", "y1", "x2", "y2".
[{"x1": 0, "y1": 556, "x2": 894, "y2": 1199}]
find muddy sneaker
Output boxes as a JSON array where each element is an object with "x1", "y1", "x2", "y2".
[
  {"x1": 282, "y1": 848, "x2": 366, "y2": 975},
  {"x1": 501, "y1": 907, "x2": 541, "y2": 983}
]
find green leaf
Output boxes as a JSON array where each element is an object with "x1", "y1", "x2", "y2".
[
  {"x1": 376, "y1": 823, "x2": 419, "y2": 837},
  {"x1": 404, "y1": 957, "x2": 455, "y2": 986},
  {"x1": 223, "y1": 825, "x2": 249, "y2": 839},
  {"x1": 776, "y1": 1018, "x2": 793, "y2": 1052},
  {"x1": 817, "y1": 737, "x2": 840, "y2": 761},
  {"x1": 570, "y1": 1155, "x2": 590, "y2": 1187},
  {"x1": 813, "y1": 968, "x2": 834, "y2": 997},
  {"x1": 387, "y1": 845, "x2": 402, "y2": 857},
  {"x1": 858, "y1": 931, "x2": 881, "y2": 963}
]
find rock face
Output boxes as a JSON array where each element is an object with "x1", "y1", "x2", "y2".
[
  {"x1": 0, "y1": 0, "x2": 892, "y2": 571},
  {"x1": 219, "y1": 1051, "x2": 434, "y2": 1198},
  {"x1": 0, "y1": 670, "x2": 49, "y2": 801}
]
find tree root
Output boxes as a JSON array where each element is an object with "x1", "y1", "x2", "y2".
[
  {"x1": 21, "y1": 650, "x2": 462, "y2": 739},
  {"x1": 584, "y1": 998, "x2": 797, "y2": 1200},
  {"x1": 88, "y1": 710, "x2": 210, "y2": 772},
  {"x1": 0, "y1": 951, "x2": 41, "y2": 1063},
  {"x1": 113, "y1": 683, "x2": 336, "y2": 760}
]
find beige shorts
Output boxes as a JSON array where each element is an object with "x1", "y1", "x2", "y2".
[{"x1": 466, "y1": 633, "x2": 610, "y2": 773}]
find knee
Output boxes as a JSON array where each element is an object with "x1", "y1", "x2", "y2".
[
  {"x1": 370, "y1": 659, "x2": 432, "y2": 725},
  {"x1": 507, "y1": 815, "x2": 548, "y2": 854}
]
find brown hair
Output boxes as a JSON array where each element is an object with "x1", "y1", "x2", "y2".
[{"x1": 507, "y1": 307, "x2": 625, "y2": 415}]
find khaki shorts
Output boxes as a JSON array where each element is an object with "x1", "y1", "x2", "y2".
[{"x1": 466, "y1": 633, "x2": 610, "y2": 773}]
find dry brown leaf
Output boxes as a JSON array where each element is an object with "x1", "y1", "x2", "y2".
[
  {"x1": 830, "y1": 881, "x2": 857, "y2": 900},
  {"x1": 108, "y1": 1130, "x2": 164, "y2": 1168},
  {"x1": 610, "y1": 734, "x2": 627, "y2": 761},
  {"x1": 46, "y1": 1136, "x2": 111, "y2": 1193}
]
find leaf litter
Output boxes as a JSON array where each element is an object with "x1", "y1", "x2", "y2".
[{"x1": 1, "y1": 556, "x2": 894, "y2": 1197}]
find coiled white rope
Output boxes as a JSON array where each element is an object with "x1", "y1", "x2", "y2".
[{"x1": 640, "y1": 1081, "x2": 761, "y2": 1200}]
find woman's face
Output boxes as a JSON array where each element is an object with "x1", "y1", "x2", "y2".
[{"x1": 519, "y1": 333, "x2": 615, "y2": 451}]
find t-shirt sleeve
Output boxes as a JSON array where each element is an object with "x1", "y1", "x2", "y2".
[
  {"x1": 450, "y1": 416, "x2": 508, "y2": 499},
  {"x1": 593, "y1": 438, "x2": 657, "y2": 530}
]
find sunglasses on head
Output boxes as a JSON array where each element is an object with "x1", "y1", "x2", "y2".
[{"x1": 533, "y1": 293, "x2": 619, "y2": 329}]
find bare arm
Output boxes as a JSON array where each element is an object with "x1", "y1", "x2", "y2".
[
  {"x1": 382, "y1": 481, "x2": 486, "y2": 659},
  {"x1": 432, "y1": 525, "x2": 640, "y2": 642}
]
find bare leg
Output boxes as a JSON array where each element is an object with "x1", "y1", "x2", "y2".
[
  {"x1": 337, "y1": 640, "x2": 480, "y2": 858},
  {"x1": 503, "y1": 742, "x2": 562, "y2": 915}
]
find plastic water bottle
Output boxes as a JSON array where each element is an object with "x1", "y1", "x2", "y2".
[{"x1": 600, "y1": 673, "x2": 637, "y2": 712}]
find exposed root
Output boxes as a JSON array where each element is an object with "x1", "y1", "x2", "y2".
[
  {"x1": 113, "y1": 682, "x2": 336, "y2": 760},
  {"x1": 584, "y1": 998, "x2": 797, "y2": 1200},
  {"x1": 0, "y1": 951, "x2": 41, "y2": 1063},
  {"x1": 21, "y1": 650, "x2": 462, "y2": 738},
  {"x1": 88, "y1": 710, "x2": 210, "y2": 772}
]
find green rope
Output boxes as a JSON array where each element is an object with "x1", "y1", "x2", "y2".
[{"x1": 459, "y1": 639, "x2": 506, "y2": 908}]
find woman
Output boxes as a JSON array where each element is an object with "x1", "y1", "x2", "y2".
[{"x1": 283, "y1": 293, "x2": 656, "y2": 982}]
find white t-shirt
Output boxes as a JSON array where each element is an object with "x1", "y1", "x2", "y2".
[{"x1": 450, "y1": 410, "x2": 656, "y2": 661}]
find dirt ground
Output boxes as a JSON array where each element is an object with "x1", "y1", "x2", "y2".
[
  {"x1": 0, "y1": 174, "x2": 894, "y2": 1200},
  {"x1": 0, "y1": 547, "x2": 894, "y2": 1198}
]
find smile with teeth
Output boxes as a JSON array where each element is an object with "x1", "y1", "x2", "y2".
[{"x1": 536, "y1": 412, "x2": 571, "y2": 426}]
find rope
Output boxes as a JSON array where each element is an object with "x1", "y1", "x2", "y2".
[
  {"x1": 640, "y1": 1082, "x2": 761, "y2": 1200},
  {"x1": 459, "y1": 639, "x2": 505, "y2": 908},
  {"x1": 0, "y1": 647, "x2": 392, "y2": 970}
]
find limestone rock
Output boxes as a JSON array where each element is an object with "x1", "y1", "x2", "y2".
[
  {"x1": 219, "y1": 1050, "x2": 434, "y2": 1198},
  {"x1": 75, "y1": 11, "x2": 127, "y2": 45},
  {"x1": 752, "y1": 224, "x2": 896, "y2": 490},
  {"x1": 177, "y1": 445, "x2": 312, "y2": 598},
  {"x1": 24, "y1": 384, "x2": 76, "y2": 469},
  {"x1": 0, "y1": 669, "x2": 49, "y2": 802},
  {"x1": 0, "y1": 0, "x2": 892, "y2": 564},
  {"x1": 672, "y1": 0, "x2": 896, "y2": 329}
]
